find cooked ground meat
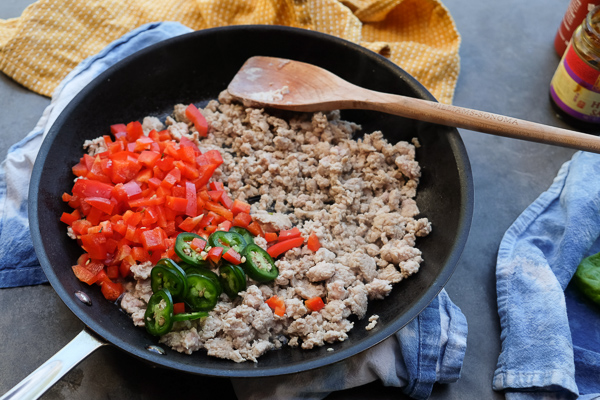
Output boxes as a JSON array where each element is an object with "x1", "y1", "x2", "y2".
[{"x1": 118, "y1": 92, "x2": 431, "y2": 362}]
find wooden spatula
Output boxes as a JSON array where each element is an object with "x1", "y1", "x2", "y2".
[{"x1": 227, "y1": 56, "x2": 600, "y2": 153}]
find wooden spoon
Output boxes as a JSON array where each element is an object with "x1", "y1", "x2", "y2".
[{"x1": 227, "y1": 56, "x2": 600, "y2": 153}]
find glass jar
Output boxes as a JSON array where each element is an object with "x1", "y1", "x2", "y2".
[
  {"x1": 549, "y1": 5, "x2": 600, "y2": 131},
  {"x1": 555, "y1": 0, "x2": 599, "y2": 56}
]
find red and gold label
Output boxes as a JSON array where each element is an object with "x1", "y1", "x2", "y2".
[{"x1": 550, "y1": 42, "x2": 600, "y2": 123}]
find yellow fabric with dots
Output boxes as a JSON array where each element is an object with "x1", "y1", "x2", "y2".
[{"x1": 0, "y1": 0, "x2": 460, "y2": 104}]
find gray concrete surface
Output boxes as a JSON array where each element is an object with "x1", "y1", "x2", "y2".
[{"x1": 0, "y1": 0, "x2": 580, "y2": 399}]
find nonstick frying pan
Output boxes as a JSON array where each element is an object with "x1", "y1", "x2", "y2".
[{"x1": 17, "y1": 25, "x2": 472, "y2": 397}]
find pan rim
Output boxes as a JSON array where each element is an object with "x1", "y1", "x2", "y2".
[{"x1": 28, "y1": 24, "x2": 473, "y2": 377}]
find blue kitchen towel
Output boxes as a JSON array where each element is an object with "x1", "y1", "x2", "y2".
[
  {"x1": 494, "y1": 150, "x2": 600, "y2": 400},
  {"x1": 0, "y1": 21, "x2": 467, "y2": 399}
]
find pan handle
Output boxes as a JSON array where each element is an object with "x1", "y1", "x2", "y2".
[{"x1": 0, "y1": 328, "x2": 106, "y2": 400}]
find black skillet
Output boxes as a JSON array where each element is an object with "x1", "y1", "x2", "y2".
[{"x1": 24, "y1": 25, "x2": 472, "y2": 393}]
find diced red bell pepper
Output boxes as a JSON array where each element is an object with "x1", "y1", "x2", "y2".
[
  {"x1": 219, "y1": 192, "x2": 234, "y2": 210},
  {"x1": 278, "y1": 227, "x2": 301, "y2": 241},
  {"x1": 216, "y1": 220, "x2": 232, "y2": 232},
  {"x1": 60, "y1": 210, "x2": 81, "y2": 226},
  {"x1": 307, "y1": 233, "x2": 321, "y2": 252},
  {"x1": 94, "y1": 269, "x2": 111, "y2": 286},
  {"x1": 131, "y1": 246, "x2": 150, "y2": 263},
  {"x1": 179, "y1": 136, "x2": 200, "y2": 153},
  {"x1": 101, "y1": 280, "x2": 124, "y2": 301},
  {"x1": 84, "y1": 197, "x2": 115, "y2": 215},
  {"x1": 207, "y1": 246, "x2": 223, "y2": 263},
  {"x1": 267, "y1": 236, "x2": 304, "y2": 258},
  {"x1": 80, "y1": 233, "x2": 108, "y2": 260},
  {"x1": 204, "y1": 201, "x2": 233, "y2": 221},
  {"x1": 197, "y1": 213, "x2": 215, "y2": 230},
  {"x1": 119, "y1": 257, "x2": 135, "y2": 278},
  {"x1": 171, "y1": 185, "x2": 185, "y2": 198},
  {"x1": 246, "y1": 221, "x2": 265, "y2": 237},
  {"x1": 122, "y1": 180, "x2": 142, "y2": 199},
  {"x1": 106, "y1": 264, "x2": 120, "y2": 280},
  {"x1": 161, "y1": 167, "x2": 182, "y2": 189},
  {"x1": 265, "y1": 232, "x2": 278, "y2": 243},
  {"x1": 305, "y1": 296, "x2": 325, "y2": 312},
  {"x1": 126, "y1": 121, "x2": 144, "y2": 141},
  {"x1": 72, "y1": 259, "x2": 104, "y2": 285},
  {"x1": 185, "y1": 181, "x2": 197, "y2": 217},
  {"x1": 222, "y1": 248, "x2": 242, "y2": 265},
  {"x1": 208, "y1": 190, "x2": 223, "y2": 202},
  {"x1": 232, "y1": 212, "x2": 252, "y2": 228},
  {"x1": 110, "y1": 124, "x2": 127, "y2": 134},
  {"x1": 73, "y1": 179, "x2": 114, "y2": 199},
  {"x1": 204, "y1": 225, "x2": 218, "y2": 235},
  {"x1": 266, "y1": 295, "x2": 286, "y2": 317},
  {"x1": 156, "y1": 155, "x2": 175, "y2": 172},
  {"x1": 185, "y1": 103, "x2": 208, "y2": 137},
  {"x1": 190, "y1": 237, "x2": 206, "y2": 252},
  {"x1": 72, "y1": 219, "x2": 92, "y2": 235},
  {"x1": 204, "y1": 150, "x2": 223, "y2": 166},
  {"x1": 134, "y1": 137, "x2": 154, "y2": 152},
  {"x1": 194, "y1": 164, "x2": 219, "y2": 188},
  {"x1": 165, "y1": 196, "x2": 188, "y2": 213},
  {"x1": 140, "y1": 227, "x2": 167, "y2": 252},
  {"x1": 209, "y1": 182, "x2": 225, "y2": 191},
  {"x1": 173, "y1": 302, "x2": 186, "y2": 315},
  {"x1": 72, "y1": 162, "x2": 88, "y2": 177},
  {"x1": 175, "y1": 161, "x2": 199, "y2": 180},
  {"x1": 178, "y1": 214, "x2": 204, "y2": 232},
  {"x1": 178, "y1": 145, "x2": 196, "y2": 164},
  {"x1": 138, "y1": 150, "x2": 161, "y2": 167},
  {"x1": 231, "y1": 199, "x2": 251, "y2": 215}
]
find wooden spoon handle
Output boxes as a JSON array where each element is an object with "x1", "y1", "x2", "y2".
[{"x1": 356, "y1": 90, "x2": 600, "y2": 153}]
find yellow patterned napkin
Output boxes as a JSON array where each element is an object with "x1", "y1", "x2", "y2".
[{"x1": 0, "y1": 0, "x2": 460, "y2": 104}]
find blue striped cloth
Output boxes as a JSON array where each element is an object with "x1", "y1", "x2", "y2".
[
  {"x1": 0, "y1": 21, "x2": 467, "y2": 399},
  {"x1": 494, "y1": 151, "x2": 600, "y2": 399}
]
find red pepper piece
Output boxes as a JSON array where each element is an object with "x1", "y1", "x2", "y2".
[
  {"x1": 305, "y1": 296, "x2": 325, "y2": 312},
  {"x1": 246, "y1": 221, "x2": 264, "y2": 237},
  {"x1": 207, "y1": 246, "x2": 223, "y2": 263},
  {"x1": 307, "y1": 233, "x2": 321, "y2": 252},
  {"x1": 140, "y1": 227, "x2": 167, "y2": 252},
  {"x1": 231, "y1": 199, "x2": 251, "y2": 215},
  {"x1": 173, "y1": 302, "x2": 186, "y2": 315},
  {"x1": 110, "y1": 124, "x2": 127, "y2": 134},
  {"x1": 278, "y1": 227, "x2": 301, "y2": 241},
  {"x1": 222, "y1": 248, "x2": 242, "y2": 265},
  {"x1": 266, "y1": 295, "x2": 286, "y2": 317},
  {"x1": 267, "y1": 236, "x2": 304, "y2": 258},
  {"x1": 264, "y1": 232, "x2": 278, "y2": 243},
  {"x1": 185, "y1": 104, "x2": 208, "y2": 137},
  {"x1": 190, "y1": 237, "x2": 207, "y2": 252},
  {"x1": 232, "y1": 212, "x2": 252, "y2": 228}
]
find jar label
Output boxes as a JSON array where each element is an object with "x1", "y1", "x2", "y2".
[{"x1": 550, "y1": 42, "x2": 600, "y2": 123}]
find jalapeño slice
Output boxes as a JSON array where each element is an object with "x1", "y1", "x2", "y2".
[
  {"x1": 242, "y1": 244, "x2": 279, "y2": 282},
  {"x1": 151, "y1": 258, "x2": 188, "y2": 299},
  {"x1": 219, "y1": 263, "x2": 247, "y2": 299},
  {"x1": 208, "y1": 231, "x2": 247, "y2": 254},
  {"x1": 229, "y1": 226, "x2": 255, "y2": 246},
  {"x1": 144, "y1": 289, "x2": 174, "y2": 336},
  {"x1": 184, "y1": 273, "x2": 222, "y2": 311},
  {"x1": 175, "y1": 232, "x2": 208, "y2": 267},
  {"x1": 185, "y1": 267, "x2": 222, "y2": 292},
  {"x1": 173, "y1": 310, "x2": 209, "y2": 322}
]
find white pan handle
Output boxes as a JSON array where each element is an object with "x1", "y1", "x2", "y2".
[{"x1": 0, "y1": 329, "x2": 106, "y2": 400}]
